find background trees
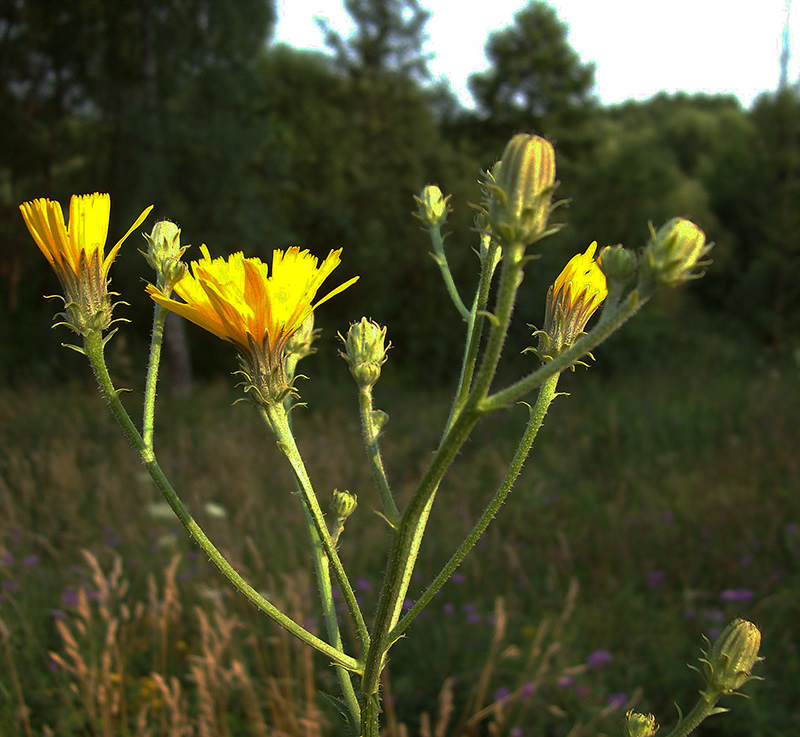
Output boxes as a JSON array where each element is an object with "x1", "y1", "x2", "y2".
[{"x1": 2, "y1": 0, "x2": 797, "y2": 381}]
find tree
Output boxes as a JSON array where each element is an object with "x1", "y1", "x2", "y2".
[
  {"x1": 316, "y1": 0, "x2": 432, "y2": 81},
  {"x1": 467, "y1": 0, "x2": 596, "y2": 156}
]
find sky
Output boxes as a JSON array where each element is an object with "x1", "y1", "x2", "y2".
[{"x1": 273, "y1": 0, "x2": 798, "y2": 109}]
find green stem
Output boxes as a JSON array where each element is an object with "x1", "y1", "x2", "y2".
[
  {"x1": 430, "y1": 223, "x2": 470, "y2": 321},
  {"x1": 389, "y1": 373, "x2": 560, "y2": 645},
  {"x1": 262, "y1": 403, "x2": 371, "y2": 655},
  {"x1": 483, "y1": 287, "x2": 648, "y2": 412},
  {"x1": 443, "y1": 238, "x2": 499, "y2": 435},
  {"x1": 359, "y1": 387, "x2": 400, "y2": 526},
  {"x1": 82, "y1": 331, "x2": 359, "y2": 673},
  {"x1": 142, "y1": 306, "x2": 168, "y2": 451},
  {"x1": 664, "y1": 689, "x2": 726, "y2": 737},
  {"x1": 359, "y1": 242, "x2": 527, "y2": 735},
  {"x1": 300, "y1": 501, "x2": 361, "y2": 730}
]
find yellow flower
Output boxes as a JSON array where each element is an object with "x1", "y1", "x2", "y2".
[
  {"x1": 19, "y1": 193, "x2": 153, "y2": 334},
  {"x1": 147, "y1": 245, "x2": 358, "y2": 402},
  {"x1": 541, "y1": 242, "x2": 608, "y2": 354}
]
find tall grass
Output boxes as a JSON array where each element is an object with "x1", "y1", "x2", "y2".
[{"x1": 1, "y1": 345, "x2": 798, "y2": 735}]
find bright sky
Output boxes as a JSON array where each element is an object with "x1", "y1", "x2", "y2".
[{"x1": 273, "y1": 0, "x2": 798, "y2": 109}]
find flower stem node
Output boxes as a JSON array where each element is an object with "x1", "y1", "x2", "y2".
[
  {"x1": 643, "y1": 218, "x2": 712, "y2": 287},
  {"x1": 19, "y1": 193, "x2": 152, "y2": 335},
  {"x1": 700, "y1": 618, "x2": 762, "y2": 695},
  {"x1": 599, "y1": 244, "x2": 638, "y2": 288},
  {"x1": 488, "y1": 133, "x2": 557, "y2": 249},
  {"x1": 141, "y1": 220, "x2": 189, "y2": 294},
  {"x1": 624, "y1": 711, "x2": 659, "y2": 737},
  {"x1": 415, "y1": 185, "x2": 450, "y2": 228},
  {"x1": 341, "y1": 317, "x2": 390, "y2": 389}
]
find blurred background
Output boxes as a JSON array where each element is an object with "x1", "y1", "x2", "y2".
[{"x1": 1, "y1": 1, "x2": 798, "y2": 735}]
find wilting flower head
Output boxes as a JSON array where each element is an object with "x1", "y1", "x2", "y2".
[
  {"x1": 540, "y1": 242, "x2": 608, "y2": 356},
  {"x1": 19, "y1": 193, "x2": 152, "y2": 334},
  {"x1": 147, "y1": 246, "x2": 358, "y2": 403}
]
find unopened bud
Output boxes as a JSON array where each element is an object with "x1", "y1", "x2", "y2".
[
  {"x1": 340, "y1": 317, "x2": 389, "y2": 389},
  {"x1": 331, "y1": 489, "x2": 358, "y2": 520},
  {"x1": 701, "y1": 618, "x2": 762, "y2": 694},
  {"x1": 285, "y1": 312, "x2": 317, "y2": 361},
  {"x1": 489, "y1": 133, "x2": 557, "y2": 248},
  {"x1": 415, "y1": 185, "x2": 450, "y2": 228},
  {"x1": 141, "y1": 220, "x2": 189, "y2": 292},
  {"x1": 624, "y1": 711, "x2": 658, "y2": 737},
  {"x1": 598, "y1": 244, "x2": 638, "y2": 287},
  {"x1": 643, "y1": 218, "x2": 712, "y2": 287}
]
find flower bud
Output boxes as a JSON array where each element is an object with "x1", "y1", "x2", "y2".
[
  {"x1": 489, "y1": 133, "x2": 556, "y2": 248},
  {"x1": 539, "y1": 242, "x2": 608, "y2": 356},
  {"x1": 285, "y1": 312, "x2": 318, "y2": 361},
  {"x1": 643, "y1": 218, "x2": 712, "y2": 287},
  {"x1": 331, "y1": 489, "x2": 358, "y2": 520},
  {"x1": 415, "y1": 185, "x2": 450, "y2": 228},
  {"x1": 624, "y1": 711, "x2": 659, "y2": 737},
  {"x1": 701, "y1": 618, "x2": 762, "y2": 694},
  {"x1": 340, "y1": 317, "x2": 389, "y2": 389},
  {"x1": 598, "y1": 244, "x2": 638, "y2": 287},
  {"x1": 141, "y1": 220, "x2": 189, "y2": 293}
]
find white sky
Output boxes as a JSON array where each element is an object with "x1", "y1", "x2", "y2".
[{"x1": 273, "y1": 0, "x2": 798, "y2": 109}]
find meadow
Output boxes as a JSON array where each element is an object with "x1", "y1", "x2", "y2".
[{"x1": 1, "y1": 330, "x2": 798, "y2": 736}]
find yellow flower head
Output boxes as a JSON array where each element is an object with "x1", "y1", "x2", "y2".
[
  {"x1": 542, "y1": 242, "x2": 608, "y2": 355},
  {"x1": 147, "y1": 245, "x2": 358, "y2": 402},
  {"x1": 20, "y1": 193, "x2": 153, "y2": 334}
]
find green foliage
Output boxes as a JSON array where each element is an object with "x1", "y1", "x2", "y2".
[
  {"x1": 317, "y1": 0, "x2": 432, "y2": 81},
  {"x1": 1, "y1": 351, "x2": 796, "y2": 734},
  {"x1": 467, "y1": 1, "x2": 597, "y2": 158}
]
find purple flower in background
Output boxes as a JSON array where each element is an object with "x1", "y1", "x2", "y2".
[
  {"x1": 450, "y1": 572, "x2": 466, "y2": 585},
  {"x1": 61, "y1": 587, "x2": 80, "y2": 607},
  {"x1": 402, "y1": 598, "x2": 414, "y2": 611},
  {"x1": 740, "y1": 553, "x2": 754, "y2": 567},
  {"x1": 467, "y1": 612, "x2": 482, "y2": 625},
  {"x1": 441, "y1": 603, "x2": 455, "y2": 615},
  {"x1": 511, "y1": 728, "x2": 524, "y2": 737},
  {"x1": 494, "y1": 687, "x2": 511, "y2": 702},
  {"x1": 587, "y1": 649, "x2": 613, "y2": 668},
  {"x1": 607, "y1": 693, "x2": 628, "y2": 709},
  {"x1": 0, "y1": 551, "x2": 13, "y2": 567},
  {"x1": 647, "y1": 570, "x2": 665, "y2": 590},
  {"x1": 50, "y1": 609, "x2": 65, "y2": 620},
  {"x1": 356, "y1": 576, "x2": 372, "y2": 593},
  {"x1": 520, "y1": 681, "x2": 537, "y2": 699},
  {"x1": 557, "y1": 675, "x2": 574, "y2": 690},
  {"x1": 2, "y1": 580, "x2": 19, "y2": 593},
  {"x1": 720, "y1": 588, "x2": 754, "y2": 603},
  {"x1": 22, "y1": 554, "x2": 39, "y2": 567}
]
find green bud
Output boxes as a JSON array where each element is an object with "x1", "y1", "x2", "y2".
[
  {"x1": 331, "y1": 489, "x2": 358, "y2": 520},
  {"x1": 489, "y1": 133, "x2": 557, "y2": 248},
  {"x1": 141, "y1": 220, "x2": 189, "y2": 293},
  {"x1": 598, "y1": 244, "x2": 638, "y2": 287},
  {"x1": 285, "y1": 312, "x2": 318, "y2": 361},
  {"x1": 340, "y1": 317, "x2": 389, "y2": 389},
  {"x1": 623, "y1": 711, "x2": 659, "y2": 737},
  {"x1": 643, "y1": 218, "x2": 712, "y2": 287},
  {"x1": 415, "y1": 185, "x2": 450, "y2": 228},
  {"x1": 701, "y1": 618, "x2": 762, "y2": 694}
]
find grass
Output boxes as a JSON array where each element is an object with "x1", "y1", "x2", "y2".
[{"x1": 0, "y1": 340, "x2": 798, "y2": 736}]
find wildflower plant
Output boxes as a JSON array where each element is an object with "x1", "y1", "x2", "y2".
[{"x1": 20, "y1": 133, "x2": 761, "y2": 736}]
